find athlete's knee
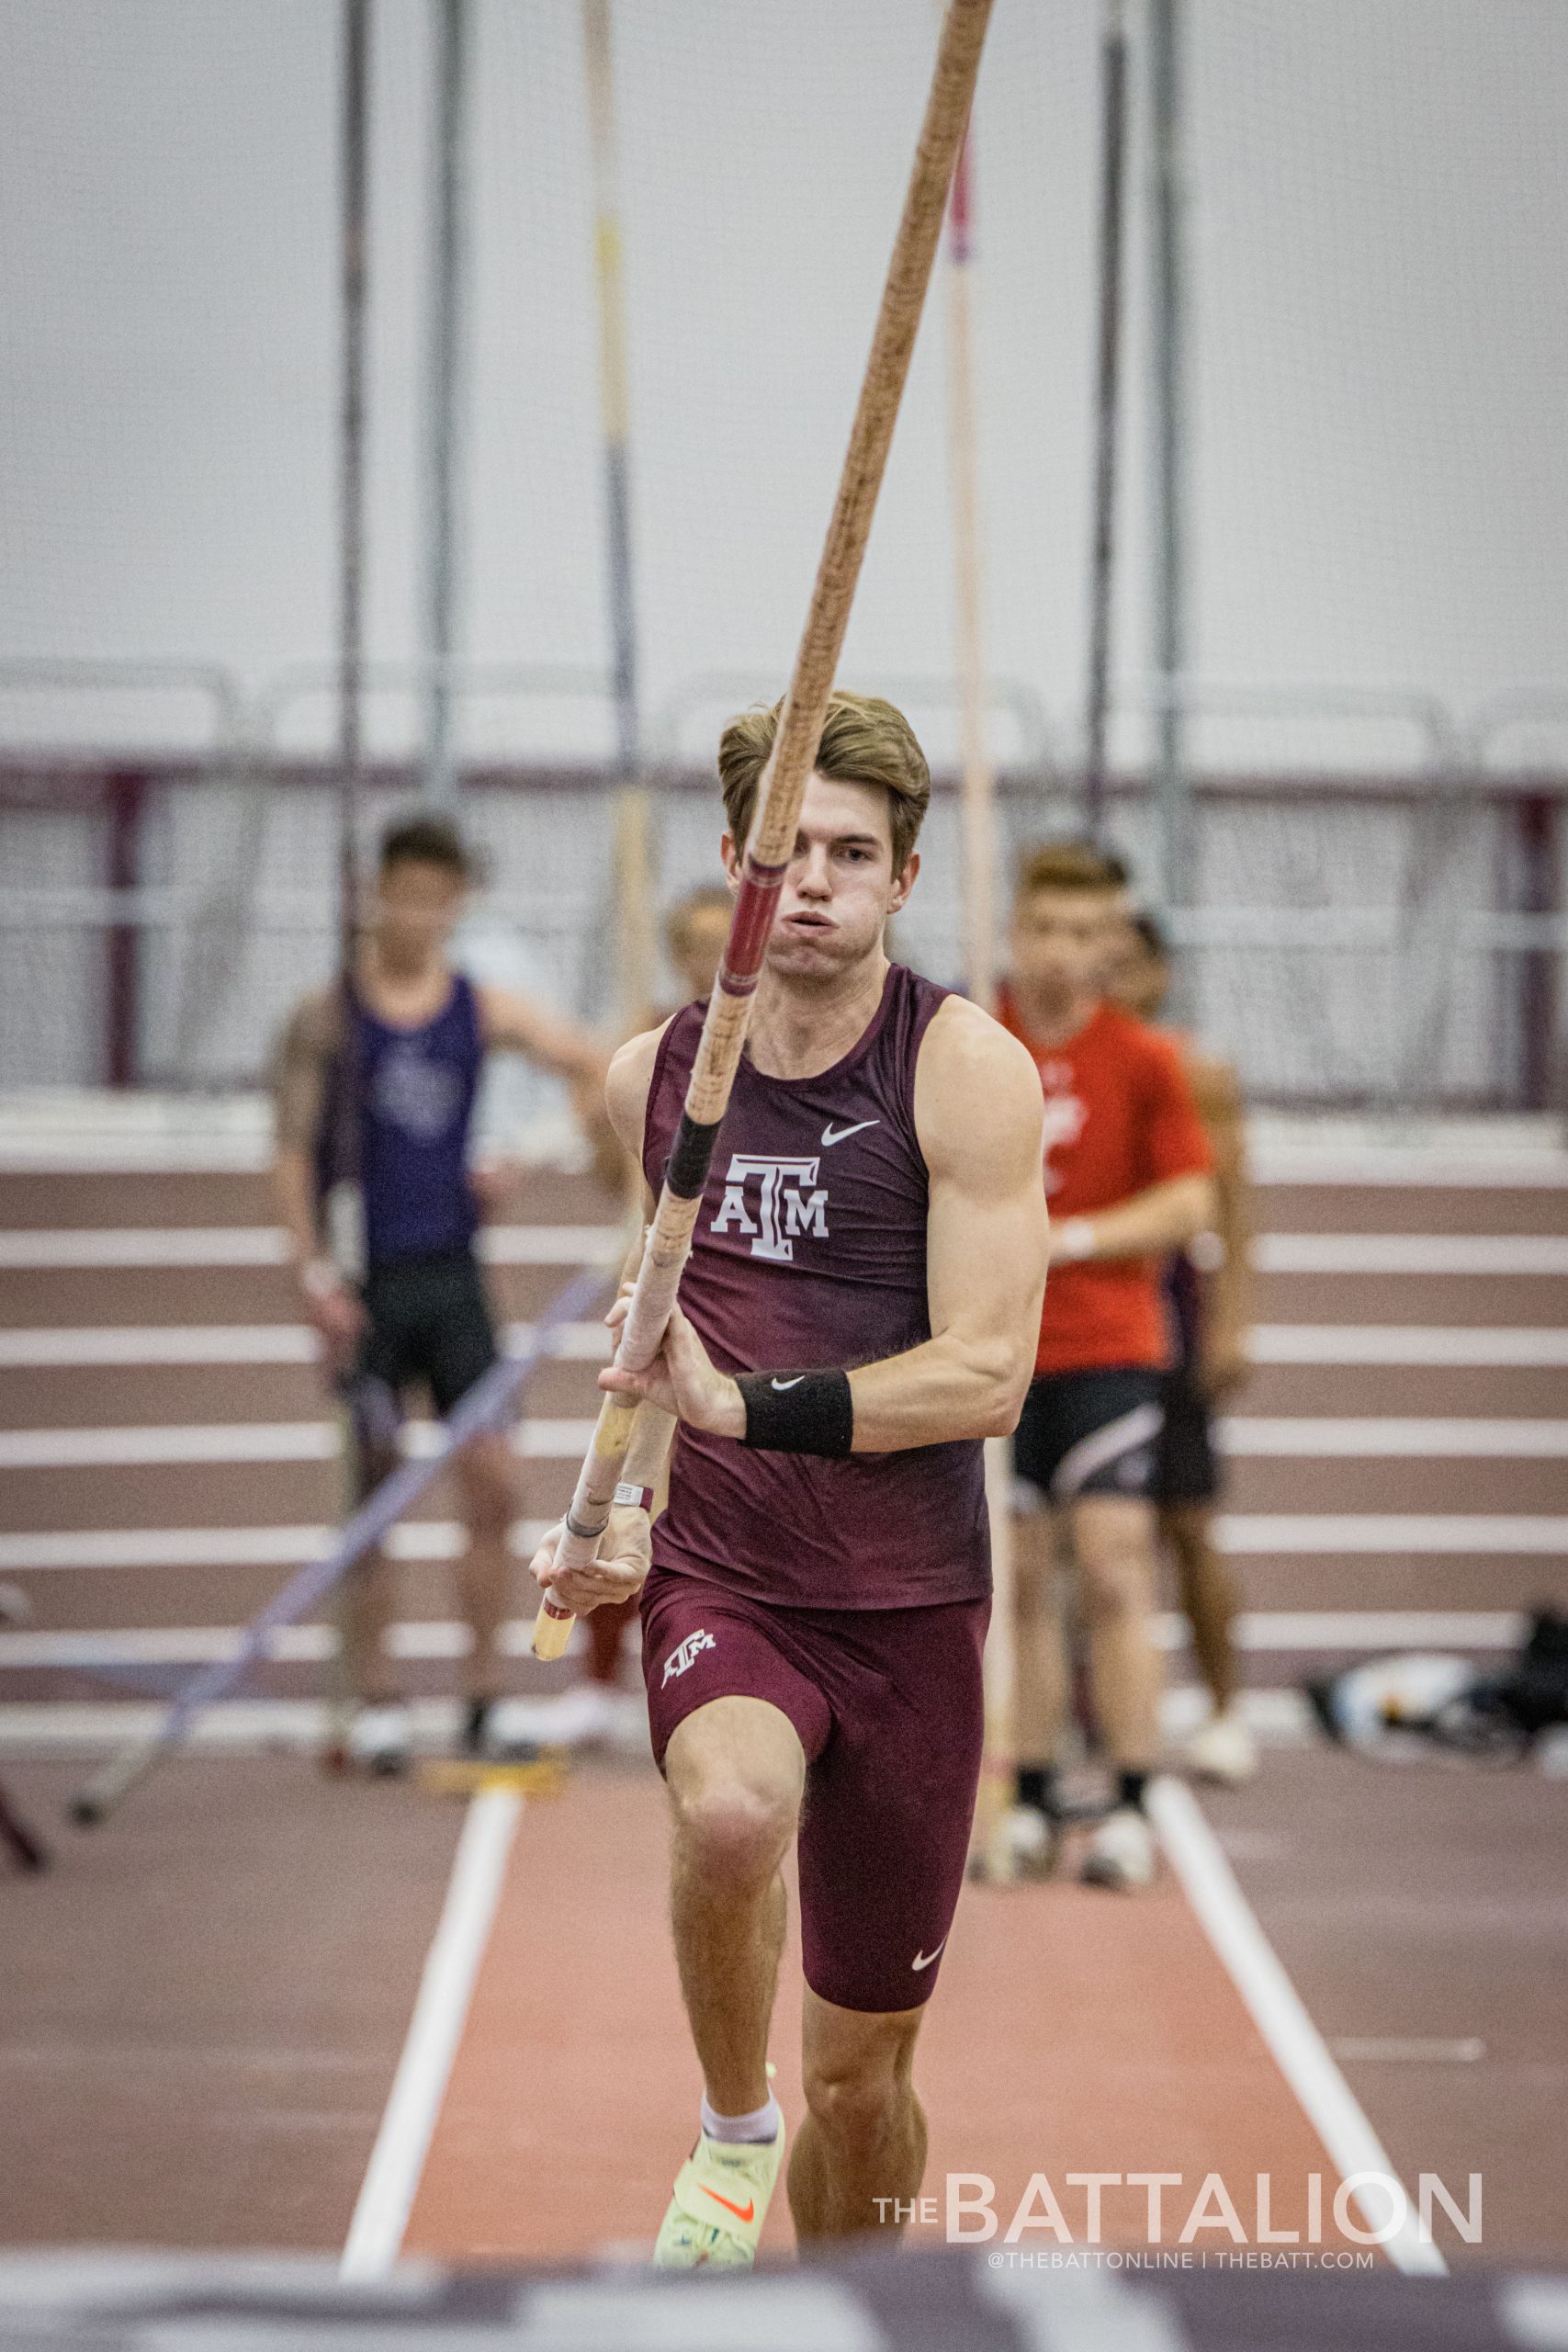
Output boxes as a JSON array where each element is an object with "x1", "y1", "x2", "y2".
[
  {"x1": 1081, "y1": 1554, "x2": 1154, "y2": 1629},
  {"x1": 457, "y1": 1436, "x2": 515, "y2": 1535},
  {"x1": 671, "y1": 1771, "x2": 795, "y2": 1889},
  {"x1": 802, "y1": 2032, "x2": 912, "y2": 2151}
]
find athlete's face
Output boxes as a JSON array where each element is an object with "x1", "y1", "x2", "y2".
[
  {"x1": 1009, "y1": 885, "x2": 1114, "y2": 1008},
  {"x1": 373, "y1": 858, "x2": 466, "y2": 972},
  {"x1": 723, "y1": 773, "x2": 918, "y2": 983}
]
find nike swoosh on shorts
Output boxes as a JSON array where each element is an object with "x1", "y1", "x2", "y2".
[{"x1": 911, "y1": 1937, "x2": 947, "y2": 1971}]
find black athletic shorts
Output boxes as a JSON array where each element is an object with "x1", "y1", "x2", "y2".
[
  {"x1": 355, "y1": 1248, "x2": 501, "y2": 1421},
  {"x1": 1152, "y1": 1365, "x2": 1220, "y2": 1506},
  {"x1": 1011, "y1": 1367, "x2": 1165, "y2": 1505}
]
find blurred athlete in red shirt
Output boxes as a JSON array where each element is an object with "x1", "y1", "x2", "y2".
[{"x1": 998, "y1": 842, "x2": 1215, "y2": 1888}]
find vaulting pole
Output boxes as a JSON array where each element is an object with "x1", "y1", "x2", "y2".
[{"x1": 535, "y1": 0, "x2": 997, "y2": 1657}]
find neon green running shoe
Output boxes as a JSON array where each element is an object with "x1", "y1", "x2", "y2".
[{"x1": 652, "y1": 2118, "x2": 786, "y2": 2268}]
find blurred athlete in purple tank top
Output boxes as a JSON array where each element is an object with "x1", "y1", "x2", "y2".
[
  {"x1": 529, "y1": 693, "x2": 1047, "y2": 2267},
  {"x1": 270, "y1": 816, "x2": 613, "y2": 1772}
]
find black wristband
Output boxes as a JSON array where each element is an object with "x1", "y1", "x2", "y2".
[{"x1": 737, "y1": 1368, "x2": 854, "y2": 1458}]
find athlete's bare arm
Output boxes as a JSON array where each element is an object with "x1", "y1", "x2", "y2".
[
  {"x1": 267, "y1": 991, "x2": 364, "y2": 1361},
  {"x1": 478, "y1": 985, "x2": 610, "y2": 1084},
  {"x1": 599, "y1": 998, "x2": 1048, "y2": 1453},
  {"x1": 1047, "y1": 1168, "x2": 1215, "y2": 1265},
  {"x1": 478, "y1": 984, "x2": 622, "y2": 1191},
  {"x1": 1183, "y1": 1046, "x2": 1253, "y2": 1395}
]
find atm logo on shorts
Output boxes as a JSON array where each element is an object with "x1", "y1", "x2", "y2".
[
  {"x1": 710, "y1": 1153, "x2": 829, "y2": 1261},
  {"x1": 662, "y1": 1630, "x2": 716, "y2": 1687}
]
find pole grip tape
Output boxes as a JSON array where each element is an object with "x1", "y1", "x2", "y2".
[{"x1": 666, "y1": 1109, "x2": 722, "y2": 1202}]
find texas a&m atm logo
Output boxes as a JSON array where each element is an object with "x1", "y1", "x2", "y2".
[{"x1": 710, "y1": 1153, "x2": 829, "y2": 1261}]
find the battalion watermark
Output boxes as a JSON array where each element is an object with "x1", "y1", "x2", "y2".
[{"x1": 872, "y1": 2170, "x2": 1482, "y2": 2255}]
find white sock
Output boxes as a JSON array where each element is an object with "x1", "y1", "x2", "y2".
[{"x1": 701, "y1": 2091, "x2": 782, "y2": 2146}]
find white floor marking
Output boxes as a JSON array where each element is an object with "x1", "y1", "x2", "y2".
[
  {"x1": 1218, "y1": 1514, "x2": 1568, "y2": 1555},
  {"x1": 1251, "y1": 1325, "x2": 1568, "y2": 1366},
  {"x1": 1257, "y1": 1233, "x2": 1568, "y2": 1275},
  {"x1": 1252, "y1": 1148, "x2": 1568, "y2": 1188},
  {"x1": 1175, "y1": 1609, "x2": 1519, "y2": 1652},
  {"x1": 0, "y1": 1420, "x2": 599, "y2": 1469},
  {"x1": 0, "y1": 1321, "x2": 609, "y2": 1369},
  {"x1": 7, "y1": 1513, "x2": 1566, "y2": 1575},
  {"x1": 8, "y1": 1410, "x2": 1563, "y2": 1471},
  {"x1": 0, "y1": 1609, "x2": 1522, "y2": 1676},
  {"x1": 0, "y1": 1327, "x2": 317, "y2": 1368},
  {"x1": 0, "y1": 1521, "x2": 556, "y2": 1572},
  {"x1": 1220, "y1": 1417, "x2": 1568, "y2": 1457},
  {"x1": 340, "y1": 1787, "x2": 523, "y2": 2281},
  {"x1": 6, "y1": 1514, "x2": 1564, "y2": 1575},
  {"x1": 1148, "y1": 1777, "x2": 1446, "y2": 2277},
  {"x1": 0, "y1": 1225, "x2": 620, "y2": 1271}
]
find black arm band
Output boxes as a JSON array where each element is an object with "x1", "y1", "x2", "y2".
[{"x1": 737, "y1": 1368, "x2": 854, "y2": 1458}]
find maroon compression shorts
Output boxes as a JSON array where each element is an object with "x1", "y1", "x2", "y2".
[{"x1": 640, "y1": 1566, "x2": 988, "y2": 2015}]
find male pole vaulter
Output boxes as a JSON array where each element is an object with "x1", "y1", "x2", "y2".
[{"x1": 530, "y1": 692, "x2": 1047, "y2": 2263}]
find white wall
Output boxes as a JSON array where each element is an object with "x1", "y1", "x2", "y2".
[{"x1": 1, "y1": 0, "x2": 1565, "y2": 773}]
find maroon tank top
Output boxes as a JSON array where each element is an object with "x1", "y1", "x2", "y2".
[{"x1": 641, "y1": 961, "x2": 989, "y2": 1611}]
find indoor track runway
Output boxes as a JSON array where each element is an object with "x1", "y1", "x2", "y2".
[{"x1": 3, "y1": 1117, "x2": 1566, "y2": 2290}]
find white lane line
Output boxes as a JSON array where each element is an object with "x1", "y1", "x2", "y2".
[
  {"x1": 340, "y1": 1788, "x2": 522, "y2": 2281},
  {"x1": 1220, "y1": 1418, "x2": 1568, "y2": 1458},
  {"x1": 0, "y1": 1225, "x2": 621, "y2": 1271},
  {"x1": 1257, "y1": 1234, "x2": 1568, "y2": 1275},
  {"x1": 1219, "y1": 1515, "x2": 1568, "y2": 1555},
  {"x1": 1148, "y1": 1778, "x2": 1446, "y2": 2277},
  {"x1": 0, "y1": 1419, "x2": 600, "y2": 1469},
  {"x1": 0, "y1": 1610, "x2": 1523, "y2": 1676},
  {"x1": 0, "y1": 1521, "x2": 557, "y2": 1572},
  {"x1": 1252, "y1": 1326, "x2": 1568, "y2": 1366},
  {"x1": 0, "y1": 1320, "x2": 611, "y2": 1370}
]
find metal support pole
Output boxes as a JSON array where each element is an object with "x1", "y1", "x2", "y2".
[
  {"x1": 338, "y1": 0, "x2": 370, "y2": 939},
  {"x1": 332, "y1": 0, "x2": 371, "y2": 1285},
  {"x1": 582, "y1": 0, "x2": 655, "y2": 1028},
  {"x1": 423, "y1": 0, "x2": 468, "y2": 806},
  {"x1": 104, "y1": 769, "x2": 148, "y2": 1088},
  {"x1": 1149, "y1": 0, "x2": 1193, "y2": 918},
  {"x1": 1083, "y1": 0, "x2": 1128, "y2": 844}
]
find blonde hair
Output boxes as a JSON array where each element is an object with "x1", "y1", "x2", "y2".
[
  {"x1": 664, "y1": 882, "x2": 731, "y2": 956},
  {"x1": 1015, "y1": 840, "x2": 1120, "y2": 899},
  {"x1": 716, "y1": 690, "x2": 931, "y2": 872}
]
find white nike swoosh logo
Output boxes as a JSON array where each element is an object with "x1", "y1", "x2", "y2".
[
  {"x1": 771, "y1": 1376, "x2": 804, "y2": 1391},
  {"x1": 821, "y1": 1119, "x2": 879, "y2": 1148},
  {"x1": 911, "y1": 1938, "x2": 947, "y2": 1972}
]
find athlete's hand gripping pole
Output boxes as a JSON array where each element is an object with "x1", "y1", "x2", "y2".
[{"x1": 532, "y1": 0, "x2": 995, "y2": 1661}]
